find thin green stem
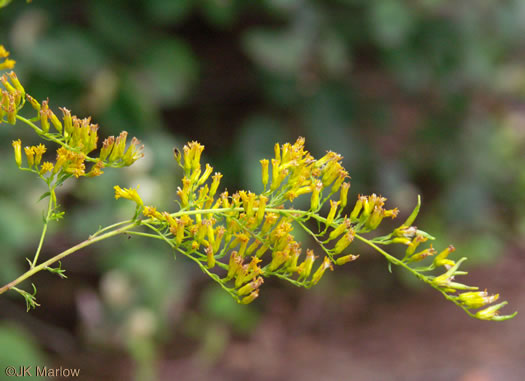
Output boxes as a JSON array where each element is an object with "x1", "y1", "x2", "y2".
[
  {"x1": 31, "y1": 188, "x2": 54, "y2": 268},
  {"x1": 90, "y1": 219, "x2": 135, "y2": 238},
  {"x1": 0, "y1": 221, "x2": 139, "y2": 295}
]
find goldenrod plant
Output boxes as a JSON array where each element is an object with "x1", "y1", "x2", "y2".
[{"x1": 0, "y1": 45, "x2": 517, "y2": 321}]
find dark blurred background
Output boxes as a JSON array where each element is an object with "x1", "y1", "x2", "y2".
[{"x1": 1, "y1": 0, "x2": 524, "y2": 380}]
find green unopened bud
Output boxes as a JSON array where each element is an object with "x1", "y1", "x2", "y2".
[
  {"x1": 335, "y1": 254, "x2": 359, "y2": 265},
  {"x1": 405, "y1": 234, "x2": 428, "y2": 256},
  {"x1": 434, "y1": 245, "x2": 456, "y2": 268},
  {"x1": 474, "y1": 301, "x2": 509, "y2": 320},
  {"x1": 237, "y1": 277, "x2": 263, "y2": 296},
  {"x1": 457, "y1": 291, "x2": 499, "y2": 309},
  {"x1": 240, "y1": 289, "x2": 259, "y2": 304},
  {"x1": 407, "y1": 246, "x2": 436, "y2": 263}
]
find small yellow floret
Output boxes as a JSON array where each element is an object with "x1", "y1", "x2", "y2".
[{"x1": 114, "y1": 185, "x2": 143, "y2": 206}]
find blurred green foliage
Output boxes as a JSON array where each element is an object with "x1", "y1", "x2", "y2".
[{"x1": 2, "y1": 0, "x2": 525, "y2": 378}]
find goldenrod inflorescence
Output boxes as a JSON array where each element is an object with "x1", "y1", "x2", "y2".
[
  {"x1": 109, "y1": 137, "x2": 516, "y2": 321},
  {"x1": 1, "y1": 45, "x2": 143, "y2": 186},
  {"x1": 0, "y1": 43, "x2": 517, "y2": 321}
]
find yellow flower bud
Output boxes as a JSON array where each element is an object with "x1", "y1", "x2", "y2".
[
  {"x1": 457, "y1": 291, "x2": 499, "y2": 309},
  {"x1": 99, "y1": 136, "x2": 115, "y2": 161},
  {"x1": 108, "y1": 131, "x2": 127, "y2": 162},
  {"x1": 226, "y1": 251, "x2": 242, "y2": 280},
  {"x1": 407, "y1": 246, "x2": 436, "y2": 263},
  {"x1": 311, "y1": 256, "x2": 333, "y2": 285},
  {"x1": 39, "y1": 161, "x2": 54, "y2": 175},
  {"x1": 335, "y1": 254, "x2": 359, "y2": 266},
  {"x1": 59, "y1": 107, "x2": 72, "y2": 137},
  {"x1": 298, "y1": 249, "x2": 316, "y2": 279},
  {"x1": 26, "y1": 94, "x2": 40, "y2": 112},
  {"x1": 328, "y1": 218, "x2": 351, "y2": 241},
  {"x1": 191, "y1": 141, "x2": 204, "y2": 171},
  {"x1": 49, "y1": 110, "x2": 62, "y2": 133},
  {"x1": 237, "y1": 277, "x2": 263, "y2": 296},
  {"x1": 33, "y1": 144, "x2": 46, "y2": 166},
  {"x1": 7, "y1": 72, "x2": 24, "y2": 97},
  {"x1": 114, "y1": 185, "x2": 143, "y2": 206},
  {"x1": 240, "y1": 289, "x2": 259, "y2": 304},
  {"x1": 40, "y1": 109, "x2": 50, "y2": 133},
  {"x1": 213, "y1": 226, "x2": 225, "y2": 253},
  {"x1": 236, "y1": 233, "x2": 250, "y2": 257},
  {"x1": 260, "y1": 159, "x2": 269, "y2": 190},
  {"x1": 270, "y1": 158, "x2": 281, "y2": 191},
  {"x1": 0, "y1": 74, "x2": 16, "y2": 94},
  {"x1": 209, "y1": 172, "x2": 222, "y2": 198},
  {"x1": 433, "y1": 245, "x2": 456, "y2": 268},
  {"x1": 333, "y1": 230, "x2": 355, "y2": 254},
  {"x1": 310, "y1": 180, "x2": 322, "y2": 211},
  {"x1": 325, "y1": 200, "x2": 339, "y2": 228},
  {"x1": 268, "y1": 249, "x2": 289, "y2": 271},
  {"x1": 256, "y1": 195, "x2": 268, "y2": 224},
  {"x1": 12, "y1": 139, "x2": 21, "y2": 167},
  {"x1": 206, "y1": 245, "x2": 215, "y2": 269},
  {"x1": 24, "y1": 146, "x2": 35, "y2": 167},
  {"x1": 350, "y1": 195, "x2": 365, "y2": 221},
  {"x1": 254, "y1": 243, "x2": 269, "y2": 258},
  {"x1": 7, "y1": 103, "x2": 16, "y2": 124},
  {"x1": 87, "y1": 161, "x2": 104, "y2": 177},
  {"x1": 339, "y1": 182, "x2": 350, "y2": 208},
  {"x1": 474, "y1": 302, "x2": 508, "y2": 320},
  {"x1": 197, "y1": 163, "x2": 213, "y2": 186}
]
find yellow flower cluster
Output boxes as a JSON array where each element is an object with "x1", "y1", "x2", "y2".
[
  {"x1": 115, "y1": 138, "x2": 401, "y2": 303},
  {"x1": 2, "y1": 64, "x2": 143, "y2": 180},
  {"x1": 113, "y1": 139, "x2": 516, "y2": 319}
]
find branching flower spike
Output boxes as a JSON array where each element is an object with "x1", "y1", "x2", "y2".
[
  {"x1": 0, "y1": 44, "x2": 517, "y2": 322},
  {"x1": 115, "y1": 138, "x2": 515, "y2": 321}
]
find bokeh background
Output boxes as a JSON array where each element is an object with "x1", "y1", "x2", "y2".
[{"x1": 1, "y1": 0, "x2": 524, "y2": 380}]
